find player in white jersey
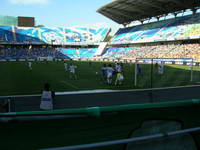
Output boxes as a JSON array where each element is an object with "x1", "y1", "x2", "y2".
[
  {"x1": 106, "y1": 64, "x2": 114, "y2": 85},
  {"x1": 69, "y1": 64, "x2": 77, "y2": 80},
  {"x1": 115, "y1": 63, "x2": 122, "y2": 73},
  {"x1": 28, "y1": 61, "x2": 32, "y2": 70},
  {"x1": 158, "y1": 62, "x2": 164, "y2": 75},
  {"x1": 64, "y1": 62, "x2": 68, "y2": 72}
]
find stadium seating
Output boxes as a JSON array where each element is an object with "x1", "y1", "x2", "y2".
[
  {"x1": 0, "y1": 26, "x2": 14, "y2": 42},
  {"x1": 0, "y1": 26, "x2": 110, "y2": 44},
  {"x1": 103, "y1": 47, "x2": 133, "y2": 59},
  {"x1": 1, "y1": 43, "x2": 199, "y2": 61},
  {"x1": 102, "y1": 43, "x2": 200, "y2": 62},
  {"x1": 112, "y1": 14, "x2": 200, "y2": 44},
  {"x1": 0, "y1": 47, "x2": 68, "y2": 60},
  {"x1": 60, "y1": 48, "x2": 98, "y2": 59},
  {"x1": 15, "y1": 27, "x2": 44, "y2": 43},
  {"x1": 0, "y1": 47, "x2": 98, "y2": 60}
]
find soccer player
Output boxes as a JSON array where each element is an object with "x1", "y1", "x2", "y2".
[
  {"x1": 28, "y1": 61, "x2": 32, "y2": 70},
  {"x1": 106, "y1": 64, "x2": 114, "y2": 85},
  {"x1": 69, "y1": 63, "x2": 77, "y2": 80},
  {"x1": 158, "y1": 62, "x2": 164, "y2": 75},
  {"x1": 115, "y1": 72, "x2": 124, "y2": 86},
  {"x1": 115, "y1": 63, "x2": 122, "y2": 73},
  {"x1": 64, "y1": 62, "x2": 68, "y2": 72}
]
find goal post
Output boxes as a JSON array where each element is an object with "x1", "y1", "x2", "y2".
[{"x1": 134, "y1": 58, "x2": 194, "y2": 88}]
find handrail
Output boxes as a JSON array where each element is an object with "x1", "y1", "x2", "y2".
[
  {"x1": 40, "y1": 127, "x2": 200, "y2": 150},
  {"x1": 0, "y1": 99, "x2": 199, "y2": 117}
]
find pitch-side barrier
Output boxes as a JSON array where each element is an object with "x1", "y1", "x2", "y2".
[{"x1": 0, "y1": 85, "x2": 200, "y2": 112}]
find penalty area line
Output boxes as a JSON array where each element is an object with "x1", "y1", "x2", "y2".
[{"x1": 60, "y1": 81, "x2": 79, "y2": 90}]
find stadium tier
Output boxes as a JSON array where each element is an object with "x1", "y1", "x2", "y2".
[
  {"x1": 0, "y1": 48, "x2": 69, "y2": 60},
  {"x1": 1, "y1": 43, "x2": 199, "y2": 61},
  {"x1": 61, "y1": 48, "x2": 98, "y2": 59},
  {"x1": 0, "y1": 47, "x2": 98, "y2": 60},
  {"x1": 103, "y1": 47, "x2": 133, "y2": 59},
  {"x1": 102, "y1": 43, "x2": 200, "y2": 62},
  {"x1": 112, "y1": 14, "x2": 200, "y2": 44},
  {"x1": 15, "y1": 27, "x2": 43, "y2": 43},
  {"x1": 0, "y1": 26, "x2": 14, "y2": 42},
  {"x1": 0, "y1": 26, "x2": 110, "y2": 44}
]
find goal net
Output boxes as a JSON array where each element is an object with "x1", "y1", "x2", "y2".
[{"x1": 134, "y1": 58, "x2": 199, "y2": 89}]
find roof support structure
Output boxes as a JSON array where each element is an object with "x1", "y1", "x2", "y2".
[{"x1": 97, "y1": 0, "x2": 200, "y2": 25}]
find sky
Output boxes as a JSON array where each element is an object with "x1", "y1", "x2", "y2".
[
  {"x1": 1, "y1": 0, "x2": 197, "y2": 34},
  {"x1": 1, "y1": 0, "x2": 121, "y2": 34}
]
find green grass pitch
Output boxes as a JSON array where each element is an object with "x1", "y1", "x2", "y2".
[{"x1": 0, "y1": 61, "x2": 200, "y2": 96}]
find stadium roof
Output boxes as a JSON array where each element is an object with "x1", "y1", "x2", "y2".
[{"x1": 97, "y1": 0, "x2": 200, "y2": 24}]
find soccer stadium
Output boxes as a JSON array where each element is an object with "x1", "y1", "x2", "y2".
[{"x1": 1, "y1": 0, "x2": 200, "y2": 149}]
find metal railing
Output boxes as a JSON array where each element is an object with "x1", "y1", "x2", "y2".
[
  {"x1": 0, "y1": 99, "x2": 199, "y2": 117},
  {"x1": 40, "y1": 127, "x2": 200, "y2": 150}
]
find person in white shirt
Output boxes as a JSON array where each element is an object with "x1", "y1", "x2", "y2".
[
  {"x1": 28, "y1": 61, "x2": 32, "y2": 70},
  {"x1": 69, "y1": 64, "x2": 77, "y2": 80},
  {"x1": 115, "y1": 63, "x2": 122, "y2": 73},
  {"x1": 40, "y1": 83, "x2": 55, "y2": 110},
  {"x1": 106, "y1": 64, "x2": 114, "y2": 85},
  {"x1": 158, "y1": 62, "x2": 164, "y2": 75},
  {"x1": 64, "y1": 62, "x2": 68, "y2": 72}
]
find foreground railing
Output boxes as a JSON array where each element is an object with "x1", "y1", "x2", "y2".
[
  {"x1": 0, "y1": 99, "x2": 199, "y2": 119},
  {"x1": 0, "y1": 99, "x2": 199, "y2": 150},
  {"x1": 40, "y1": 127, "x2": 200, "y2": 150}
]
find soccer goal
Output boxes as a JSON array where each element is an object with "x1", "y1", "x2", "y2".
[{"x1": 134, "y1": 58, "x2": 195, "y2": 88}]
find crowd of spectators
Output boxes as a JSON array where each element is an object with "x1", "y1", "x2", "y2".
[
  {"x1": 102, "y1": 43, "x2": 200, "y2": 62},
  {"x1": 0, "y1": 47, "x2": 67, "y2": 60},
  {"x1": 1, "y1": 43, "x2": 200, "y2": 61},
  {"x1": 112, "y1": 14, "x2": 200, "y2": 44}
]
